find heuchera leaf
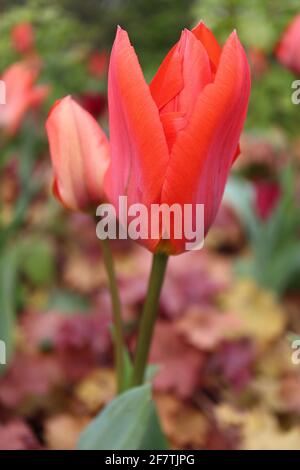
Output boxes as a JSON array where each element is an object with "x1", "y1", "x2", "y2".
[{"x1": 77, "y1": 384, "x2": 167, "y2": 450}]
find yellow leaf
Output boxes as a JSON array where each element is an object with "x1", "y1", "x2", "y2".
[
  {"x1": 75, "y1": 368, "x2": 116, "y2": 413},
  {"x1": 219, "y1": 279, "x2": 286, "y2": 346}
]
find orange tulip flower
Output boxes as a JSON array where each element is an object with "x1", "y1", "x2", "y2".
[
  {"x1": 0, "y1": 62, "x2": 49, "y2": 135},
  {"x1": 105, "y1": 22, "x2": 251, "y2": 254},
  {"x1": 275, "y1": 14, "x2": 300, "y2": 76},
  {"x1": 46, "y1": 96, "x2": 110, "y2": 211}
]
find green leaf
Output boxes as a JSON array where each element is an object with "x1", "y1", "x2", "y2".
[
  {"x1": 139, "y1": 403, "x2": 167, "y2": 450},
  {"x1": 109, "y1": 326, "x2": 133, "y2": 393},
  {"x1": 46, "y1": 289, "x2": 90, "y2": 314},
  {"x1": 77, "y1": 384, "x2": 167, "y2": 450},
  {"x1": 261, "y1": 242, "x2": 300, "y2": 295},
  {"x1": 145, "y1": 364, "x2": 160, "y2": 382},
  {"x1": 0, "y1": 247, "x2": 19, "y2": 373},
  {"x1": 121, "y1": 347, "x2": 134, "y2": 392},
  {"x1": 224, "y1": 176, "x2": 257, "y2": 233},
  {"x1": 21, "y1": 239, "x2": 55, "y2": 287}
]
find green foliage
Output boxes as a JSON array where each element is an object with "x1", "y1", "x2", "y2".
[
  {"x1": 77, "y1": 384, "x2": 167, "y2": 450},
  {"x1": 0, "y1": 0, "x2": 98, "y2": 99},
  {"x1": 46, "y1": 289, "x2": 90, "y2": 313},
  {"x1": 0, "y1": 0, "x2": 196, "y2": 90},
  {"x1": 227, "y1": 171, "x2": 300, "y2": 295},
  {"x1": 0, "y1": 246, "x2": 19, "y2": 372},
  {"x1": 1, "y1": 0, "x2": 299, "y2": 135},
  {"x1": 193, "y1": 0, "x2": 299, "y2": 48},
  {"x1": 55, "y1": 0, "x2": 195, "y2": 75},
  {"x1": 193, "y1": 0, "x2": 300, "y2": 137},
  {"x1": 21, "y1": 237, "x2": 56, "y2": 287}
]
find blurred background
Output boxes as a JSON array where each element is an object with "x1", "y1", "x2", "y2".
[{"x1": 0, "y1": 0, "x2": 300, "y2": 450}]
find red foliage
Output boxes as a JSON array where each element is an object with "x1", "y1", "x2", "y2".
[
  {"x1": 150, "y1": 321, "x2": 206, "y2": 398},
  {"x1": 55, "y1": 312, "x2": 112, "y2": 381},
  {"x1": 0, "y1": 421, "x2": 41, "y2": 450}
]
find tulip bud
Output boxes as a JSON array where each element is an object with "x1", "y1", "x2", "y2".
[
  {"x1": 0, "y1": 62, "x2": 49, "y2": 135},
  {"x1": 46, "y1": 96, "x2": 110, "y2": 211},
  {"x1": 275, "y1": 14, "x2": 300, "y2": 76}
]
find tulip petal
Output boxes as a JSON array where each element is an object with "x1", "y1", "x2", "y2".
[
  {"x1": 105, "y1": 27, "x2": 169, "y2": 209},
  {"x1": 150, "y1": 44, "x2": 184, "y2": 110},
  {"x1": 192, "y1": 22, "x2": 221, "y2": 71},
  {"x1": 151, "y1": 29, "x2": 212, "y2": 118},
  {"x1": 160, "y1": 111, "x2": 186, "y2": 152},
  {"x1": 168, "y1": 29, "x2": 212, "y2": 119},
  {"x1": 162, "y1": 31, "x2": 251, "y2": 253},
  {"x1": 46, "y1": 96, "x2": 109, "y2": 211},
  {"x1": 150, "y1": 22, "x2": 220, "y2": 112},
  {"x1": 150, "y1": 29, "x2": 212, "y2": 153}
]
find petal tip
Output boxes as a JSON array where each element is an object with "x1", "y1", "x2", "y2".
[
  {"x1": 115, "y1": 25, "x2": 128, "y2": 40},
  {"x1": 46, "y1": 95, "x2": 72, "y2": 120},
  {"x1": 229, "y1": 29, "x2": 240, "y2": 43},
  {"x1": 193, "y1": 19, "x2": 207, "y2": 29}
]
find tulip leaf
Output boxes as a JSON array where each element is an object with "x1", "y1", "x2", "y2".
[
  {"x1": 120, "y1": 347, "x2": 134, "y2": 392},
  {"x1": 139, "y1": 402, "x2": 167, "y2": 450},
  {"x1": 224, "y1": 176, "x2": 256, "y2": 233},
  {"x1": 0, "y1": 246, "x2": 19, "y2": 373},
  {"x1": 77, "y1": 384, "x2": 167, "y2": 450},
  {"x1": 145, "y1": 364, "x2": 160, "y2": 382},
  {"x1": 109, "y1": 325, "x2": 133, "y2": 393}
]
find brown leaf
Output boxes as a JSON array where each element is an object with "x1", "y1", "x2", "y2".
[
  {"x1": 215, "y1": 404, "x2": 300, "y2": 450},
  {"x1": 208, "y1": 339, "x2": 255, "y2": 392},
  {"x1": 44, "y1": 414, "x2": 89, "y2": 450},
  {"x1": 20, "y1": 310, "x2": 65, "y2": 352},
  {"x1": 176, "y1": 306, "x2": 241, "y2": 351},
  {"x1": 206, "y1": 204, "x2": 244, "y2": 250},
  {"x1": 155, "y1": 393, "x2": 208, "y2": 449},
  {"x1": 280, "y1": 374, "x2": 300, "y2": 413},
  {"x1": 63, "y1": 250, "x2": 105, "y2": 293},
  {"x1": 74, "y1": 368, "x2": 116, "y2": 413},
  {"x1": 149, "y1": 321, "x2": 206, "y2": 398},
  {"x1": 0, "y1": 354, "x2": 63, "y2": 410},
  {"x1": 55, "y1": 311, "x2": 112, "y2": 381}
]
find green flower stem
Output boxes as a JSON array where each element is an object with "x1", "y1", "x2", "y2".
[
  {"x1": 131, "y1": 252, "x2": 169, "y2": 387},
  {"x1": 100, "y1": 237, "x2": 124, "y2": 393}
]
